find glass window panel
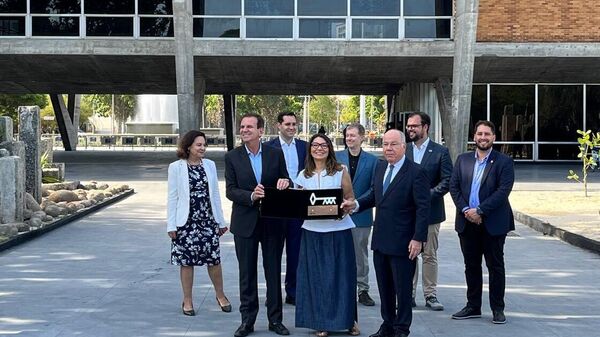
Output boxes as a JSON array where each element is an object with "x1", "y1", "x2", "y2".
[
  {"x1": 194, "y1": 18, "x2": 239, "y2": 37},
  {"x1": 493, "y1": 143, "x2": 533, "y2": 160},
  {"x1": 298, "y1": 0, "x2": 346, "y2": 16},
  {"x1": 405, "y1": 19, "x2": 450, "y2": 38},
  {"x1": 0, "y1": 0, "x2": 26, "y2": 13},
  {"x1": 490, "y1": 85, "x2": 535, "y2": 142},
  {"x1": 193, "y1": 0, "x2": 240, "y2": 15},
  {"x1": 245, "y1": 0, "x2": 293, "y2": 15},
  {"x1": 138, "y1": 0, "x2": 173, "y2": 15},
  {"x1": 300, "y1": 19, "x2": 345, "y2": 38},
  {"x1": 84, "y1": 0, "x2": 134, "y2": 14},
  {"x1": 586, "y1": 85, "x2": 600, "y2": 133},
  {"x1": 404, "y1": 0, "x2": 452, "y2": 16},
  {"x1": 538, "y1": 144, "x2": 580, "y2": 160},
  {"x1": 140, "y1": 17, "x2": 174, "y2": 36},
  {"x1": 30, "y1": 0, "x2": 80, "y2": 14},
  {"x1": 351, "y1": 0, "x2": 399, "y2": 16},
  {"x1": 352, "y1": 19, "x2": 397, "y2": 39},
  {"x1": 86, "y1": 17, "x2": 133, "y2": 36},
  {"x1": 0, "y1": 16, "x2": 24, "y2": 35},
  {"x1": 32, "y1": 16, "x2": 79, "y2": 36},
  {"x1": 469, "y1": 85, "x2": 487, "y2": 136},
  {"x1": 246, "y1": 18, "x2": 292, "y2": 38},
  {"x1": 538, "y1": 85, "x2": 583, "y2": 141}
]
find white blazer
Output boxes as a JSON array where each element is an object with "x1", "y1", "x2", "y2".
[{"x1": 167, "y1": 159, "x2": 226, "y2": 232}]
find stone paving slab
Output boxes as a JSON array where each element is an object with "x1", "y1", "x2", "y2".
[{"x1": 1, "y1": 151, "x2": 599, "y2": 337}]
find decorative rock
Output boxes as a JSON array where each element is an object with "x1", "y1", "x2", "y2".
[
  {"x1": 104, "y1": 192, "x2": 113, "y2": 198},
  {"x1": 23, "y1": 208, "x2": 32, "y2": 220},
  {"x1": 42, "y1": 168, "x2": 62, "y2": 181},
  {"x1": 16, "y1": 222, "x2": 30, "y2": 233},
  {"x1": 42, "y1": 188, "x2": 51, "y2": 197},
  {"x1": 29, "y1": 217, "x2": 43, "y2": 228},
  {"x1": 0, "y1": 223, "x2": 18, "y2": 238},
  {"x1": 65, "y1": 203, "x2": 79, "y2": 214},
  {"x1": 56, "y1": 201, "x2": 67, "y2": 207},
  {"x1": 0, "y1": 149, "x2": 8, "y2": 157},
  {"x1": 43, "y1": 215, "x2": 53, "y2": 222},
  {"x1": 25, "y1": 192, "x2": 42, "y2": 212},
  {"x1": 43, "y1": 181, "x2": 80, "y2": 191},
  {"x1": 0, "y1": 116, "x2": 13, "y2": 142},
  {"x1": 73, "y1": 189, "x2": 88, "y2": 200},
  {"x1": 120, "y1": 184, "x2": 130, "y2": 190},
  {"x1": 48, "y1": 190, "x2": 79, "y2": 203},
  {"x1": 19, "y1": 106, "x2": 42, "y2": 203},
  {"x1": 0, "y1": 140, "x2": 26, "y2": 159},
  {"x1": 83, "y1": 183, "x2": 97, "y2": 190},
  {"x1": 81, "y1": 200, "x2": 93, "y2": 207},
  {"x1": 41, "y1": 199, "x2": 55, "y2": 209},
  {"x1": 33, "y1": 210, "x2": 46, "y2": 218},
  {"x1": 44, "y1": 204, "x2": 66, "y2": 217},
  {"x1": 88, "y1": 191, "x2": 106, "y2": 202},
  {"x1": 0, "y1": 156, "x2": 25, "y2": 224},
  {"x1": 97, "y1": 183, "x2": 109, "y2": 190},
  {"x1": 40, "y1": 138, "x2": 54, "y2": 163},
  {"x1": 89, "y1": 199, "x2": 97, "y2": 205}
]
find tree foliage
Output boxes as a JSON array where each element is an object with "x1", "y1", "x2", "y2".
[
  {"x1": 204, "y1": 95, "x2": 224, "y2": 128},
  {"x1": 83, "y1": 94, "x2": 137, "y2": 132},
  {"x1": 236, "y1": 95, "x2": 302, "y2": 134},
  {"x1": 309, "y1": 96, "x2": 337, "y2": 134},
  {"x1": 0, "y1": 94, "x2": 48, "y2": 127},
  {"x1": 339, "y1": 95, "x2": 387, "y2": 133},
  {"x1": 567, "y1": 129, "x2": 600, "y2": 197}
]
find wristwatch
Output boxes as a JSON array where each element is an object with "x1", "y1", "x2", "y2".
[{"x1": 476, "y1": 207, "x2": 484, "y2": 216}]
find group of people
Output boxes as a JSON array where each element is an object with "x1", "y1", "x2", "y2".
[{"x1": 166, "y1": 110, "x2": 515, "y2": 337}]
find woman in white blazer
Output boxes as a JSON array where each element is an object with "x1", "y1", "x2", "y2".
[{"x1": 167, "y1": 130, "x2": 231, "y2": 316}]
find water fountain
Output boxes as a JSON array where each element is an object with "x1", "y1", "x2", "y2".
[{"x1": 125, "y1": 95, "x2": 178, "y2": 134}]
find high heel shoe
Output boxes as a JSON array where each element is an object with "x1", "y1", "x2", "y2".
[
  {"x1": 348, "y1": 321, "x2": 360, "y2": 336},
  {"x1": 217, "y1": 296, "x2": 232, "y2": 312},
  {"x1": 182, "y1": 302, "x2": 195, "y2": 316}
]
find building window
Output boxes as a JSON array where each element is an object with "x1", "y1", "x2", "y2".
[
  {"x1": 140, "y1": 17, "x2": 174, "y2": 37},
  {"x1": 193, "y1": 18, "x2": 239, "y2": 37},
  {"x1": 193, "y1": 0, "x2": 240, "y2": 15},
  {"x1": 404, "y1": 0, "x2": 452, "y2": 16},
  {"x1": 469, "y1": 85, "x2": 488, "y2": 136},
  {"x1": 297, "y1": 0, "x2": 346, "y2": 16},
  {"x1": 32, "y1": 16, "x2": 79, "y2": 36},
  {"x1": 538, "y1": 85, "x2": 583, "y2": 142},
  {"x1": 350, "y1": 0, "x2": 400, "y2": 16},
  {"x1": 490, "y1": 85, "x2": 535, "y2": 142},
  {"x1": 405, "y1": 19, "x2": 450, "y2": 39},
  {"x1": 139, "y1": 0, "x2": 173, "y2": 15},
  {"x1": 245, "y1": 0, "x2": 293, "y2": 16},
  {"x1": 86, "y1": 17, "x2": 134, "y2": 37},
  {"x1": 352, "y1": 19, "x2": 397, "y2": 39},
  {"x1": 246, "y1": 18, "x2": 292, "y2": 38},
  {"x1": 0, "y1": 16, "x2": 24, "y2": 35},
  {"x1": 586, "y1": 85, "x2": 600, "y2": 133},
  {"x1": 538, "y1": 144, "x2": 579, "y2": 160},
  {"x1": 299, "y1": 19, "x2": 345, "y2": 38},
  {"x1": 0, "y1": 0, "x2": 26, "y2": 13},
  {"x1": 84, "y1": 0, "x2": 134, "y2": 14},
  {"x1": 30, "y1": 0, "x2": 80, "y2": 14}
]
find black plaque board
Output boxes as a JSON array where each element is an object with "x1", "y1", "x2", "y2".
[{"x1": 260, "y1": 188, "x2": 344, "y2": 220}]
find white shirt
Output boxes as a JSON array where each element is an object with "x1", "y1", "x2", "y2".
[
  {"x1": 382, "y1": 155, "x2": 406, "y2": 189},
  {"x1": 279, "y1": 136, "x2": 299, "y2": 185},
  {"x1": 411, "y1": 137, "x2": 430, "y2": 164}
]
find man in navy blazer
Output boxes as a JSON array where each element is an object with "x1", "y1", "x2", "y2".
[
  {"x1": 405, "y1": 112, "x2": 452, "y2": 311},
  {"x1": 345, "y1": 129, "x2": 429, "y2": 337},
  {"x1": 336, "y1": 123, "x2": 379, "y2": 307},
  {"x1": 449, "y1": 120, "x2": 514, "y2": 325},
  {"x1": 264, "y1": 111, "x2": 307, "y2": 305},
  {"x1": 225, "y1": 113, "x2": 291, "y2": 336}
]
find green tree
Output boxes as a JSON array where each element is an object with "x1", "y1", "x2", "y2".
[
  {"x1": 204, "y1": 95, "x2": 224, "y2": 128},
  {"x1": 309, "y1": 96, "x2": 337, "y2": 134},
  {"x1": 567, "y1": 129, "x2": 600, "y2": 197},
  {"x1": 236, "y1": 95, "x2": 302, "y2": 134},
  {"x1": 0, "y1": 94, "x2": 48, "y2": 127},
  {"x1": 85, "y1": 94, "x2": 137, "y2": 132},
  {"x1": 339, "y1": 95, "x2": 386, "y2": 133}
]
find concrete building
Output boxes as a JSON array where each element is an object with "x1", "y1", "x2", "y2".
[{"x1": 1, "y1": 0, "x2": 599, "y2": 161}]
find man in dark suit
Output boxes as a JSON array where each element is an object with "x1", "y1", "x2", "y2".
[
  {"x1": 405, "y1": 112, "x2": 452, "y2": 311},
  {"x1": 449, "y1": 120, "x2": 514, "y2": 325},
  {"x1": 264, "y1": 111, "x2": 307, "y2": 305},
  {"x1": 225, "y1": 113, "x2": 291, "y2": 337},
  {"x1": 344, "y1": 129, "x2": 430, "y2": 337},
  {"x1": 336, "y1": 122, "x2": 379, "y2": 307}
]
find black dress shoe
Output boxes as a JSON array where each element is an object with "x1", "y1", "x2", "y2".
[
  {"x1": 492, "y1": 310, "x2": 506, "y2": 324},
  {"x1": 217, "y1": 296, "x2": 232, "y2": 312},
  {"x1": 268, "y1": 322, "x2": 290, "y2": 335},
  {"x1": 358, "y1": 291, "x2": 375, "y2": 306},
  {"x1": 182, "y1": 302, "x2": 195, "y2": 316},
  {"x1": 285, "y1": 296, "x2": 296, "y2": 305},
  {"x1": 451, "y1": 306, "x2": 482, "y2": 320},
  {"x1": 393, "y1": 333, "x2": 408, "y2": 337},
  {"x1": 234, "y1": 323, "x2": 254, "y2": 337},
  {"x1": 369, "y1": 326, "x2": 393, "y2": 337}
]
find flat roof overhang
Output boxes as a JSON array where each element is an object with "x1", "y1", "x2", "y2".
[{"x1": 1, "y1": 40, "x2": 600, "y2": 94}]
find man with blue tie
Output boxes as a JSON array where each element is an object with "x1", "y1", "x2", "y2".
[
  {"x1": 449, "y1": 120, "x2": 514, "y2": 325},
  {"x1": 336, "y1": 123, "x2": 379, "y2": 307},
  {"x1": 405, "y1": 112, "x2": 452, "y2": 311},
  {"x1": 343, "y1": 129, "x2": 429, "y2": 337},
  {"x1": 264, "y1": 111, "x2": 307, "y2": 305}
]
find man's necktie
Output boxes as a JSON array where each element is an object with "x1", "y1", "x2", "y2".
[{"x1": 383, "y1": 164, "x2": 394, "y2": 194}]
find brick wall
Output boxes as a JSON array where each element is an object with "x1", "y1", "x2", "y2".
[{"x1": 477, "y1": 0, "x2": 600, "y2": 42}]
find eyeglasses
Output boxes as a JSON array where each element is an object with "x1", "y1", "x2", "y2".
[
  {"x1": 310, "y1": 143, "x2": 329, "y2": 150},
  {"x1": 406, "y1": 124, "x2": 422, "y2": 129}
]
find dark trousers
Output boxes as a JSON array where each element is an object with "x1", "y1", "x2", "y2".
[
  {"x1": 234, "y1": 218, "x2": 285, "y2": 325},
  {"x1": 373, "y1": 250, "x2": 416, "y2": 335},
  {"x1": 458, "y1": 222, "x2": 507, "y2": 311},
  {"x1": 284, "y1": 219, "x2": 302, "y2": 299}
]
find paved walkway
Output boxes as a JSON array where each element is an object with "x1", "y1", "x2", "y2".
[{"x1": 1, "y1": 151, "x2": 599, "y2": 337}]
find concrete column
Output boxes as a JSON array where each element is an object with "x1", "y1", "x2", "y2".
[
  {"x1": 18, "y1": 106, "x2": 42, "y2": 203},
  {"x1": 0, "y1": 156, "x2": 25, "y2": 224},
  {"x1": 0, "y1": 116, "x2": 13, "y2": 143},
  {"x1": 50, "y1": 94, "x2": 78, "y2": 151},
  {"x1": 173, "y1": 0, "x2": 198, "y2": 136},
  {"x1": 194, "y1": 78, "x2": 206, "y2": 129},
  {"x1": 445, "y1": 0, "x2": 479, "y2": 161}
]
